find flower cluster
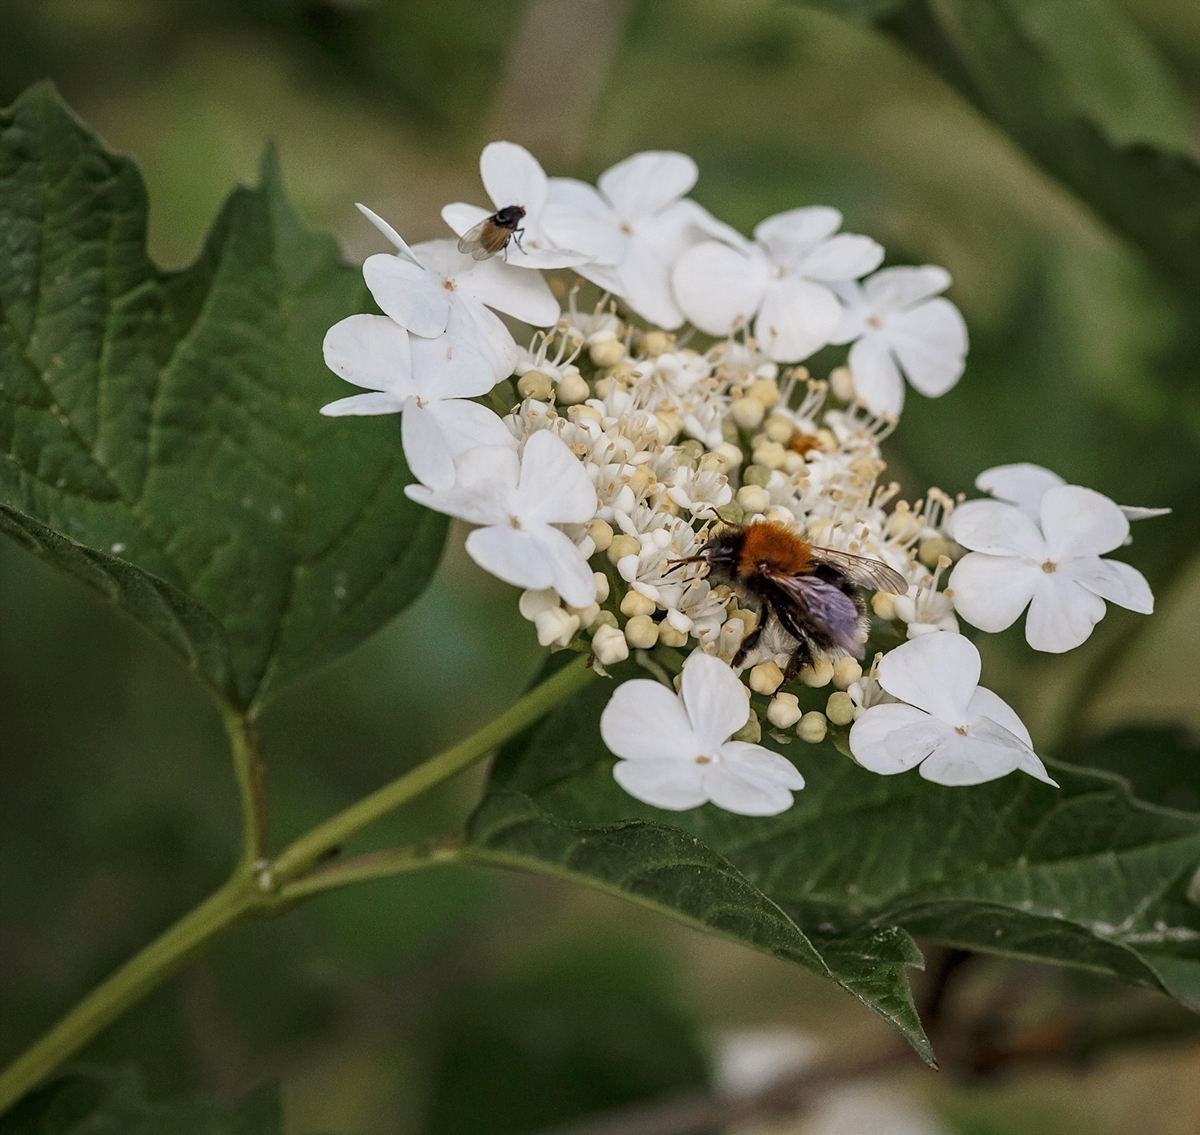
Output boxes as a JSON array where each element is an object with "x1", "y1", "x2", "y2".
[{"x1": 324, "y1": 142, "x2": 1165, "y2": 817}]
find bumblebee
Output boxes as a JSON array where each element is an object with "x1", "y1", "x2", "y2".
[{"x1": 695, "y1": 520, "x2": 907, "y2": 680}]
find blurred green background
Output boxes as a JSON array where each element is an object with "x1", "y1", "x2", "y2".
[{"x1": 3, "y1": 1, "x2": 1200, "y2": 1132}]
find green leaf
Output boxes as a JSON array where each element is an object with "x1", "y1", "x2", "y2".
[
  {"x1": 0, "y1": 83, "x2": 446, "y2": 712},
  {"x1": 1062, "y1": 727, "x2": 1200, "y2": 812},
  {"x1": 0, "y1": 1069, "x2": 280, "y2": 1134},
  {"x1": 470, "y1": 677, "x2": 1200, "y2": 1057}
]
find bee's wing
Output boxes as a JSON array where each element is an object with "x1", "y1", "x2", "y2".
[
  {"x1": 807, "y1": 546, "x2": 908, "y2": 594},
  {"x1": 457, "y1": 219, "x2": 500, "y2": 260},
  {"x1": 759, "y1": 567, "x2": 864, "y2": 656}
]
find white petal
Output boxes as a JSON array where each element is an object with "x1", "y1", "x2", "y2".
[
  {"x1": 1040, "y1": 485, "x2": 1128, "y2": 560},
  {"x1": 480, "y1": 140, "x2": 548, "y2": 217},
  {"x1": 601, "y1": 680, "x2": 700, "y2": 763},
  {"x1": 875, "y1": 632, "x2": 981, "y2": 724},
  {"x1": 424, "y1": 397, "x2": 516, "y2": 456},
  {"x1": 917, "y1": 732, "x2": 1023, "y2": 786},
  {"x1": 445, "y1": 296, "x2": 519, "y2": 380},
  {"x1": 849, "y1": 703, "x2": 952, "y2": 774},
  {"x1": 705, "y1": 744, "x2": 803, "y2": 815},
  {"x1": 796, "y1": 232, "x2": 884, "y2": 282},
  {"x1": 323, "y1": 313, "x2": 413, "y2": 394},
  {"x1": 605, "y1": 240, "x2": 683, "y2": 328},
  {"x1": 613, "y1": 758, "x2": 708, "y2": 811},
  {"x1": 949, "y1": 553, "x2": 1040, "y2": 633},
  {"x1": 1120, "y1": 505, "x2": 1171, "y2": 521},
  {"x1": 512, "y1": 430, "x2": 598, "y2": 526},
  {"x1": 464, "y1": 524, "x2": 558, "y2": 591},
  {"x1": 543, "y1": 178, "x2": 626, "y2": 264},
  {"x1": 441, "y1": 202, "x2": 492, "y2": 238},
  {"x1": 599, "y1": 151, "x2": 697, "y2": 219},
  {"x1": 527, "y1": 524, "x2": 597, "y2": 608},
  {"x1": 887, "y1": 298, "x2": 968, "y2": 397},
  {"x1": 672, "y1": 241, "x2": 768, "y2": 336},
  {"x1": 362, "y1": 254, "x2": 451, "y2": 338},
  {"x1": 966, "y1": 686, "x2": 1032, "y2": 748},
  {"x1": 975, "y1": 463, "x2": 1064, "y2": 520},
  {"x1": 1025, "y1": 573, "x2": 1106, "y2": 652},
  {"x1": 847, "y1": 336, "x2": 904, "y2": 417},
  {"x1": 408, "y1": 333, "x2": 495, "y2": 400},
  {"x1": 319, "y1": 391, "x2": 405, "y2": 417},
  {"x1": 451, "y1": 255, "x2": 561, "y2": 327},
  {"x1": 862, "y1": 265, "x2": 951, "y2": 313},
  {"x1": 1060, "y1": 556, "x2": 1153, "y2": 614},
  {"x1": 753, "y1": 207, "x2": 842, "y2": 258},
  {"x1": 401, "y1": 398, "x2": 456, "y2": 491},
  {"x1": 679, "y1": 652, "x2": 750, "y2": 750},
  {"x1": 499, "y1": 240, "x2": 594, "y2": 272},
  {"x1": 355, "y1": 203, "x2": 422, "y2": 262},
  {"x1": 948, "y1": 500, "x2": 1046, "y2": 558},
  {"x1": 754, "y1": 276, "x2": 842, "y2": 362},
  {"x1": 407, "y1": 445, "x2": 517, "y2": 525}
]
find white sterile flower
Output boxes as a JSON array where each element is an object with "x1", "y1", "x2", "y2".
[
  {"x1": 849, "y1": 634, "x2": 1056, "y2": 786},
  {"x1": 356, "y1": 205, "x2": 557, "y2": 380},
  {"x1": 948, "y1": 485, "x2": 1154, "y2": 653},
  {"x1": 830, "y1": 266, "x2": 968, "y2": 417},
  {"x1": 321, "y1": 314, "x2": 510, "y2": 490},
  {"x1": 976, "y1": 462, "x2": 1171, "y2": 524},
  {"x1": 442, "y1": 141, "x2": 592, "y2": 271},
  {"x1": 405, "y1": 430, "x2": 598, "y2": 607},
  {"x1": 543, "y1": 151, "x2": 737, "y2": 329},
  {"x1": 601, "y1": 651, "x2": 805, "y2": 815},
  {"x1": 672, "y1": 206, "x2": 883, "y2": 362}
]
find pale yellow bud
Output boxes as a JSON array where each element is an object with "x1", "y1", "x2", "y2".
[
  {"x1": 763, "y1": 413, "x2": 795, "y2": 444},
  {"x1": 731, "y1": 397, "x2": 765, "y2": 431},
  {"x1": 782, "y1": 452, "x2": 806, "y2": 475},
  {"x1": 627, "y1": 464, "x2": 655, "y2": 496},
  {"x1": 656, "y1": 410, "x2": 683, "y2": 444},
  {"x1": 641, "y1": 330, "x2": 675, "y2": 357},
  {"x1": 919, "y1": 537, "x2": 954, "y2": 568},
  {"x1": 555, "y1": 371, "x2": 590, "y2": 405},
  {"x1": 797, "y1": 711, "x2": 828, "y2": 744},
  {"x1": 657, "y1": 622, "x2": 688, "y2": 648},
  {"x1": 752, "y1": 440, "x2": 788, "y2": 470},
  {"x1": 589, "y1": 337, "x2": 625, "y2": 367},
  {"x1": 826, "y1": 691, "x2": 856, "y2": 726},
  {"x1": 732, "y1": 709, "x2": 762, "y2": 744},
  {"x1": 607, "y1": 534, "x2": 641, "y2": 565},
  {"x1": 800, "y1": 657, "x2": 834, "y2": 688},
  {"x1": 747, "y1": 378, "x2": 780, "y2": 408},
  {"x1": 712, "y1": 442, "x2": 744, "y2": 470},
  {"x1": 829, "y1": 366, "x2": 855, "y2": 402},
  {"x1": 832, "y1": 657, "x2": 863, "y2": 691},
  {"x1": 566, "y1": 602, "x2": 600, "y2": 628},
  {"x1": 592, "y1": 571, "x2": 610, "y2": 603},
  {"x1": 624, "y1": 614, "x2": 660, "y2": 649},
  {"x1": 737, "y1": 484, "x2": 770, "y2": 514},
  {"x1": 517, "y1": 370, "x2": 554, "y2": 401},
  {"x1": 620, "y1": 590, "x2": 656, "y2": 618},
  {"x1": 534, "y1": 607, "x2": 579, "y2": 647},
  {"x1": 749, "y1": 661, "x2": 784, "y2": 695},
  {"x1": 591, "y1": 623, "x2": 629, "y2": 665},
  {"x1": 871, "y1": 591, "x2": 896, "y2": 620},
  {"x1": 586, "y1": 518, "x2": 614, "y2": 553},
  {"x1": 767, "y1": 691, "x2": 802, "y2": 729}
]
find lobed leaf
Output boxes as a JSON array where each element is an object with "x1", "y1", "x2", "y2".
[{"x1": 0, "y1": 83, "x2": 447, "y2": 712}]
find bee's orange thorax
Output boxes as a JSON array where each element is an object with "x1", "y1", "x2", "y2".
[{"x1": 737, "y1": 521, "x2": 812, "y2": 577}]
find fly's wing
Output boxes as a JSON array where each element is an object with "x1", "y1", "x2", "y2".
[
  {"x1": 457, "y1": 219, "x2": 507, "y2": 260},
  {"x1": 807, "y1": 546, "x2": 908, "y2": 594},
  {"x1": 761, "y1": 568, "x2": 865, "y2": 657}
]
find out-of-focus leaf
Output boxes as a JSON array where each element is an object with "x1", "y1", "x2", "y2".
[
  {"x1": 424, "y1": 944, "x2": 708, "y2": 1135},
  {"x1": 0, "y1": 83, "x2": 446, "y2": 712},
  {"x1": 1061, "y1": 727, "x2": 1200, "y2": 813},
  {"x1": 471, "y1": 677, "x2": 1200, "y2": 1057},
  {"x1": 786, "y1": 0, "x2": 911, "y2": 22},
  {"x1": 0, "y1": 1069, "x2": 280, "y2": 1134}
]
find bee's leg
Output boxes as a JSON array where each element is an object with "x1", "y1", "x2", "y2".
[
  {"x1": 783, "y1": 640, "x2": 814, "y2": 682},
  {"x1": 731, "y1": 623, "x2": 764, "y2": 669}
]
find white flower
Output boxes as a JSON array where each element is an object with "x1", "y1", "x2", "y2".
[
  {"x1": 355, "y1": 205, "x2": 558, "y2": 379},
  {"x1": 600, "y1": 651, "x2": 805, "y2": 815},
  {"x1": 320, "y1": 314, "x2": 510, "y2": 490},
  {"x1": 948, "y1": 485, "x2": 1154, "y2": 653},
  {"x1": 672, "y1": 206, "x2": 883, "y2": 362},
  {"x1": 441, "y1": 141, "x2": 593, "y2": 271},
  {"x1": 849, "y1": 634, "x2": 1056, "y2": 786},
  {"x1": 405, "y1": 430, "x2": 598, "y2": 607},
  {"x1": 830, "y1": 266, "x2": 968, "y2": 417},
  {"x1": 976, "y1": 462, "x2": 1171, "y2": 524},
  {"x1": 543, "y1": 151, "x2": 737, "y2": 329}
]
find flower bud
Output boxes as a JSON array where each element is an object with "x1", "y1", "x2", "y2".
[
  {"x1": 589, "y1": 337, "x2": 625, "y2": 367},
  {"x1": 797, "y1": 711, "x2": 828, "y2": 744},
  {"x1": 593, "y1": 571, "x2": 610, "y2": 603},
  {"x1": 535, "y1": 607, "x2": 579, "y2": 647},
  {"x1": 585, "y1": 518, "x2": 614, "y2": 553},
  {"x1": 826, "y1": 691, "x2": 856, "y2": 726},
  {"x1": 712, "y1": 442, "x2": 745, "y2": 470},
  {"x1": 517, "y1": 370, "x2": 554, "y2": 401},
  {"x1": 752, "y1": 440, "x2": 787, "y2": 470},
  {"x1": 763, "y1": 413, "x2": 794, "y2": 444},
  {"x1": 731, "y1": 397, "x2": 765, "y2": 431},
  {"x1": 591, "y1": 610, "x2": 618, "y2": 631},
  {"x1": 742, "y1": 464, "x2": 772, "y2": 488},
  {"x1": 918, "y1": 536, "x2": 954, "y2": 568},
  {"x1": 737, "y1": 484, "x2": 770, "y2": 514},
  {"x1": 591, "y1": 623, "x2": 629, "y2": 665},
  {"x1": 657, "y1": 621, "x2": 688, "y2": 647},
  {"x1": 800, "y1": 657, "x2": 834, "y2": 687},
  {"x1": 607, "y1": 534, "x2": 641, "y2": 565},
  {"x1": 767, "y1": 691, "x2": 802, "y2": 728},
  {"x1": 567, "y1": 602, "x2": 600, "y2": 628},
  {"x1": 829, "y1": 366, "x2": 855, "y2": 402},
  {"x1": 832, "y1": 657, "x2": 862, "y2": 690},
  {"x1": 731, "y1": 709, "x2": 762, "y2": 744},
  {"x1": 641, "y1": 330, "x2": 675, "y2": 357},
  {"x1": 749, "y1": 661, "x2": 784, "y2": 695},
  {"x1": 620, "y1": 590, "x2": 656, "y2": 618},
  {"x1": 518, "y1": 587, "x2": 560, "y2": 621},
  {"x1": 656, "y1": 410, "x2": 683, "y2": 444},
  {"x1": 747, "y1": 378, "x2": 780, "y2": 408},
  {"x1": 871, "y1": 591, "x2": 897, "y2": 620},
  {"x1": 555, "y1": 371, "x2": 590, "y2": 405},
  {"x1": 624, "y1": 614, "x2": 660, "y2": 649}
]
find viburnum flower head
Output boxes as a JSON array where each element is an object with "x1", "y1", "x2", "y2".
[
  {"x1": 405, "y1": 430, "x2": 598, "y2": 608},
  {"x1": 672, "y1": 206, "x2": 883, "y2": 362},
  {"x1": 601, "y1": 651, "x2": 805, "y2": 815},
  {"x1": 442, "y1": 141, "x2": 593, "y2": 270},
  {"x1": 948, "y1": 484, "x2": 1154, "y2": 653},
  {"x1": 849, "y1": 633, "x2": 1056, "y2": 786},
  {"x1": 830, "y1": 266, "x2": 968, "y2": 417},
  {"x1": 542, "y1": 151, "x2": 737, "y2": 329},
  {"x1": 321, "y1": 313, "x2": 510, "y2": 491},
  {"x1": 355, "y1": 205, "x2": 557, "y2": 380}
]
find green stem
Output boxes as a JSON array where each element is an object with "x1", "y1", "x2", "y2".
[
  {"x1": 270, "y1": 654, "x2": 595, "y2": 885},
  {"x1": 0, "y1": 874, "x2": 258, "y2": 1116},
  {"x1": 222, "y1": 707, "x2": 267, "y2": 867},
  {"x1": 0, "y1": 654, "x2": 595, "y2": 1113}
]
